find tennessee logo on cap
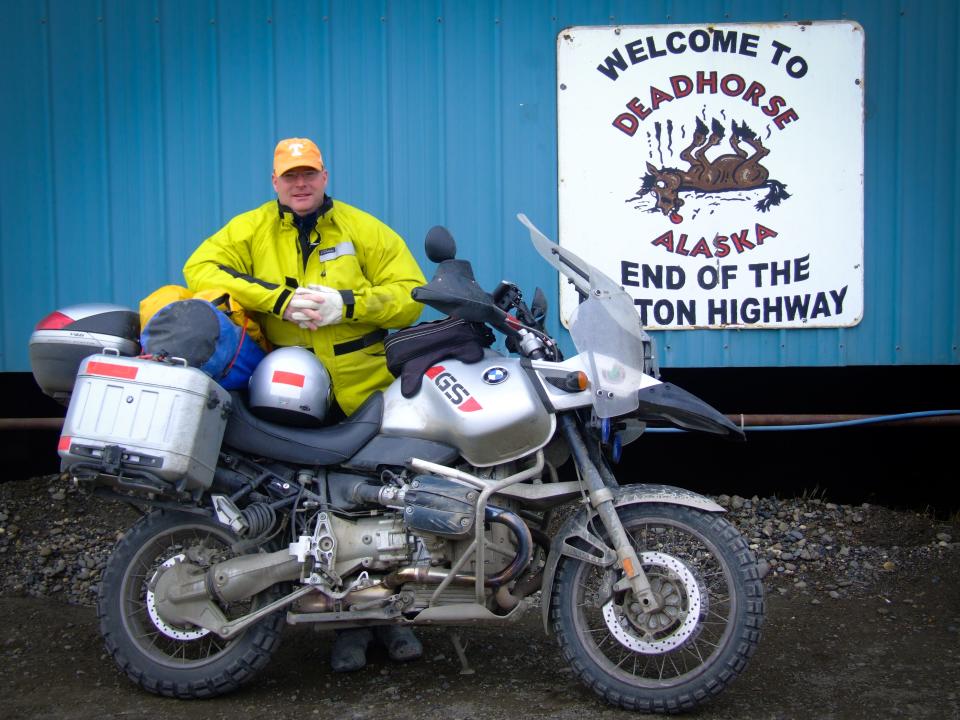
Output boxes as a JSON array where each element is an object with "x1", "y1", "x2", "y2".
[{"x1": 274, "y1": 138, "x2": 324, "y2": 176}]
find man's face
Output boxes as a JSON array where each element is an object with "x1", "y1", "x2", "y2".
[{"x1": 272, "y1": 166, "x2": 328, "y2": 216}]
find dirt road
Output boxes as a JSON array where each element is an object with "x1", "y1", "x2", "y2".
[{"x1": 2, "y1": 560, "x2": 959, "y2": 720}]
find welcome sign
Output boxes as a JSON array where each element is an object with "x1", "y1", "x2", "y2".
[{"x1": 557, "y1": 22, "x2": 864, "y2": 329}]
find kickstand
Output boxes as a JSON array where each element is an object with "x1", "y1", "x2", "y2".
[{"x1": 449, "y1": 632, "x2": 474, "y2": 675}]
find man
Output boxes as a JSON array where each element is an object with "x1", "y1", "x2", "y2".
[{"x1": 183, "y1": 137, "x2": 426, "y2": 670}]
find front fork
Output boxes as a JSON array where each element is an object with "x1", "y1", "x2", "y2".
[{"x1": 559, "y1": 414, "x2": 662, "y2": 613}]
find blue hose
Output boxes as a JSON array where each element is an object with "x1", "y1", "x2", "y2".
[{"x1": 645, "y1": 409, "x2": 960, "y2": 433}]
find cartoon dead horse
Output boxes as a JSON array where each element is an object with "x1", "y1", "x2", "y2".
[{"x1": 634, "y1": 118, "x2": 790, "y2": 223}]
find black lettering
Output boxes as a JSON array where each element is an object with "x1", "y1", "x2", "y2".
[
  {"x1": 446, "y1": 383, "x2": 469, "y2": 404},
  {"x1": 666, "y1": 266, "x2": 685, "y2": 289},
  {"x1": 698, "y1": 265, "x2": 719, "y2": 290},
  {"x1": 770, "y1": 40, "x2": 791, "y2": 65},
  {"x1": 653, "y1": 300, "x2": 674, "y2": 325},
  {"x1": 763, "y1": 296, "x2": 783, "y2": 323},
  {"x1": 770, "y1": 260, "x2": 790, "y2": 286},
  {"x1": 647, "y1": 35, "x2": 667, "y2": 58},
  {"x1": 794, "y1": 255, "x2": 810, "y2": 282},
  {"x1": 677, "y1": 300, "x2": 696, "y2": 326},
  {"x1": 712, "y1": 29, "x2": 737, "y2": 53},
  {"x1": 831, "y1": 286, "x2": 848, "y2": 314},
  {"x1": 689, "y1": 29, "x2": 710, "y2": 52},
  {"x1": 785, "y1": 294, "x2": 810, "y2": 321},
  {"x1": 721, "y1": 265, "x2": 738, "y2": 288},
  {"x1": 597, "y1": 48, "x2": 629, "y2": 80},
  {"x1": 741, "y1": 297, "x2": 761, "y2": 323},
  {"x1": 810, "y1": 292, "x2": 830, "y2": 318},
  {"x1": 749, "y1": 262, "x2": 767, "y2": 287},
  {"x1": 786, "y1": 55, "x2": 808, "y2": 78},
  {"x1": 708, "y1": 298, "x2": 729, "y2": 324},
  {"x1": 642, "y1": 264, "x2": 663, "y2": 289},
  {"x1": 621, "y1": 260, "x2": 640, "y2": 287},
  {"x1": 634, "y1": 298, "x2": 653, "y2": 325},
  {"x1": 739, "y1": 33, "x2": 759, "y2": 57},
  {"x1": 666, "y1": 31, "x2": 687, "y2": 53},
  {"x1": 625, "y1": 39, "x2": 647, "y2": 64}
]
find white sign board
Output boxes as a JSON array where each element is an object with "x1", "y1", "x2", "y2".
[{"x1": 557, "y1": 21, "x2": 864, "y2": 329}]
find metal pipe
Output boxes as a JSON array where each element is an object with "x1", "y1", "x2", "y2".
[
  {"x1": 7, "y1": 411, "x2": 959, "y2": 433},
  {"x1": 726, "y1": 412, "x2": 960, "y2": 428},
  {"x1": 0, "y1": 418, "x2": 64, "y2": 430}
]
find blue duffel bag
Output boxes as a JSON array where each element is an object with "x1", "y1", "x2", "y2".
[{"x1": 140, "y1": 299, "x2": 265, "y2": 390}]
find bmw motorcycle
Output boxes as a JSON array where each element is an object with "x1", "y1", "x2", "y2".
[{"x1": 57, "y1": 215, "x2": 763, "y2": 713}]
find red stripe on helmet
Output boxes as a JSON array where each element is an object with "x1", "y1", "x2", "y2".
[{"x1": 272, "y1": 370, "x2": 306, "y2": 387}]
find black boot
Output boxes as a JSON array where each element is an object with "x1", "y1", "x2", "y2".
[
  {"x1": 330, "y1": 628, "x2": 374, "y2": 672},
  {"x1": 375, "y1": 625, "x2": 423, "y2": 662}
]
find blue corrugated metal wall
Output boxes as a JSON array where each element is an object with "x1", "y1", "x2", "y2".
[{"x1": 1, "y1": 0, "x2": 957, "y2": 372}]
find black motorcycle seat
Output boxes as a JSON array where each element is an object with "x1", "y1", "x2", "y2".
[{"x1": 223, "y1": 391, "x2": 384, "y2": 466}]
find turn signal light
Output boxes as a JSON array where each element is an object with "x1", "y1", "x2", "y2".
[{"x1": 546, "y1": 371, "x2": 589, "y2": 393}]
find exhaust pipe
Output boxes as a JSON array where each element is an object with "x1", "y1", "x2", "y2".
[{"x1": 383, "y1": 505, "x2": 534, "y2": 592}]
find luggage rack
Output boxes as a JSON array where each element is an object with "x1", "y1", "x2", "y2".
[{"x1": 68, "y1": 458, "x2": 184, "y2": 500}]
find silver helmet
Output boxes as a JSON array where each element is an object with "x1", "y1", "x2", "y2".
[{"x1": 248, "y1": 347, "x2": 333, "y2": 427}]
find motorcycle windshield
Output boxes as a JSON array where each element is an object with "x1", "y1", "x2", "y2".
[{"x1": 518, "y1": 214, "x2": 647, "y2": 418}]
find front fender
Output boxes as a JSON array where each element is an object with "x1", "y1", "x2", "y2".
[{"x1": 540, "y1": 484, "x2": 724, "y2": 635}]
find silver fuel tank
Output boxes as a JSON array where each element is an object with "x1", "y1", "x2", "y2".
[{"x1": 379, "y1": 353, "x2": 555, "y2": 467}]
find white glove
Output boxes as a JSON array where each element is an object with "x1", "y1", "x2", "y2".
[{"x1": 284, "y1": 285, "x2": 344, "y2": 329}]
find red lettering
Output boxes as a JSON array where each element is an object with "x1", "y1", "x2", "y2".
[
  {"x1": 720, "y1": 73, "x2": 746, "y2": 97},
  {"x1": 652, "y1": 231, "x2": 674, "y2": 252},
  {"x1": 627, "y1": 97, "x2": 652, "y2": 120},
  {"x1": 613, "y1": 113, "x2": 639, "y2": 136},
  {"x1": 696, "y1": 70, "x2": 717, "y2": 94},
  {"x1": 649, "y1": 86, "x2": 674, "y2": 111},
  {"x1": 755, "y1": 224, "x2": 778, "y2": 244},
  {"x1": 762, "y1": 95, "x2": 787, "y2": 117},
  {"x1": 730, "y1": 229, "x2": 755, "y2": 254},
  {"x1": 774, "y1": 108, "x2": 799, "y2": 129},
  {"x1": 689, "y1": 238, "x2": 713, "y2": 258},
  {"x1": 675, "y1": 233, "x2": 691, "y2": 256},
  {"x1": 741, "y1": 80, "x2": 766, "y2": 106},
  {"x1": 670, "y1": 74, "x2": 693, "y2": 98},
  {"x1": 712, "y1": 236, "x2": 731, "y2": 258}
]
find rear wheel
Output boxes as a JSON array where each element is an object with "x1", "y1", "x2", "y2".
[
  {"x1": 550, "y1": 503, "x2": 764, "y2": 713},
  {"x1": 97, "y1": 511, "x2": 284, "y2": 698}
]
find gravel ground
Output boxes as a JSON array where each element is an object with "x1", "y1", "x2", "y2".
[
  {"x1": 1, "y1": 473, "x2": 955, "y2": 608},
  {"x1": 1, "y1": 473, "x2": 958, "y2": 719}
]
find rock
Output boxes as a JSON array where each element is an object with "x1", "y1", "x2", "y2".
[
  {"x1": 936, "y1": 533, "x2": 953, "y2": 542},
  {"x1": 882, "y1": 561, "x2": 897, "y2": 572}
]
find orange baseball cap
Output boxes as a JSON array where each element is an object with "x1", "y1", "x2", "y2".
[{"x1": 274, "y1": 138, "x2": 324, "y2": 176}]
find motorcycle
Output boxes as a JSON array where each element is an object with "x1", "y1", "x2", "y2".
[{"x1": 54, "y1": 215, "x2": 763, "y2": 712}]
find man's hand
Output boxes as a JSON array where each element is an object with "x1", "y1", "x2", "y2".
[{"x1": 284, "y1": 285, "x2": 344, "y2": 330}]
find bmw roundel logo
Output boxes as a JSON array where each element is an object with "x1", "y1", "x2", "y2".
[{"x1": 482, "y1": 366, "x2": 509, "y2": 385}]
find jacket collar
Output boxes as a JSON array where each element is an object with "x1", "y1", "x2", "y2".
[{"x1": 277, "y1": 194, "x2": 334, "y2": 225}]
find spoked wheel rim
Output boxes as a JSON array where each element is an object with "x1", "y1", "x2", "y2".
[
  {"x1": 571, "y1": 516, "x2": 736, "y2": 687},
  {"x1": 119, "y1": 523, "x2": 252, "y2": 669}
]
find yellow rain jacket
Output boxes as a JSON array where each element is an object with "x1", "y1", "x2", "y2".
[{"x1": 183, "y1": 197, "x2": 425, "y2": 415}]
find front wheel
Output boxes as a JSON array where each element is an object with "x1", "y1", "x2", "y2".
[
  {"x1": 97, "y1": 511, "x2": 285, "y2": 698},
  {"x1": 549, "y1": 503, "x2": 764, "y2": 713}
]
